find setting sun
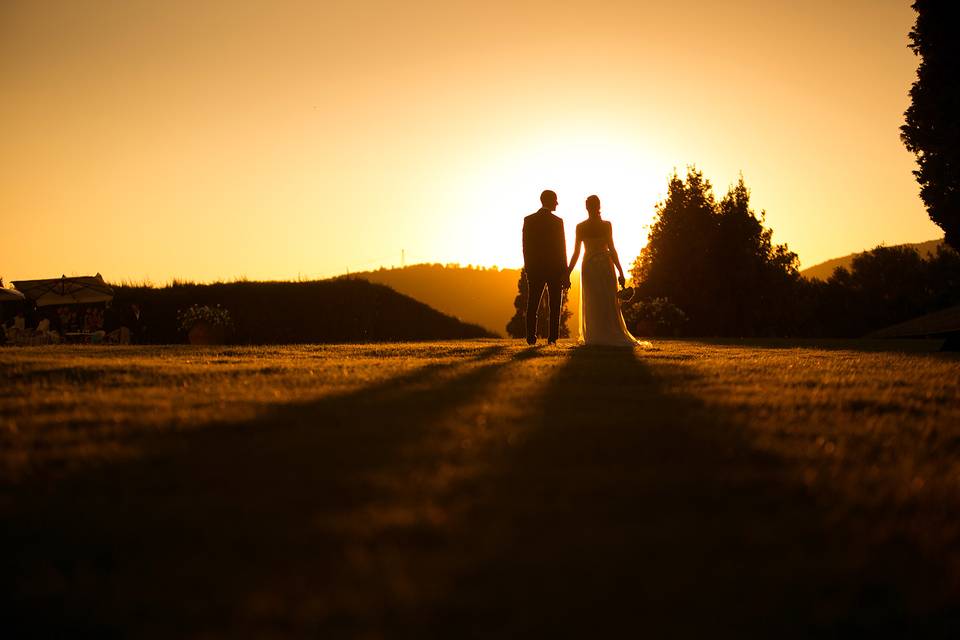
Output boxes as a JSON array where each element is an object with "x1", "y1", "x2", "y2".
[{"x1": 458, "y1": 132, "x2": 666, "y2": 269}]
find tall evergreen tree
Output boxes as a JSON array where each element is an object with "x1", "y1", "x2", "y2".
[
  {"x1": 632, "y1": 168, "x2": 719, "y2": 333},
  {"x1": 714, "y1": 177, "x2": 800, "y2": 334},
  {"x1": 631, "y1": 168, "x2": 799, "y2": 336},
  {"x1": 901, "y1": 1, "x2": 960, "y2": 249}
]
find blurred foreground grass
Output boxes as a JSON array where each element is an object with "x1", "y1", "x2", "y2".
[{"x1": 1, "y1": 339, "x2": 959, "y2": 637}]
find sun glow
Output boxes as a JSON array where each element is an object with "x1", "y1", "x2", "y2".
[
  {"x1": 1, "y1": 1, "x2": 938, "y2": 283},
  {"x1": 459, "y1": 133, "x2": 668, "y2": 270}
]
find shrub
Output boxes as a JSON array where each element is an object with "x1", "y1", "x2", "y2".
[
  {"x1": 623, "y1": 297, "x2": 688, "y2": 337},
  {"x1": 177, "y1": 304, "x2": 234, "y2": 334}
]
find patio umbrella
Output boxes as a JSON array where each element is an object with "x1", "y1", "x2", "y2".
[
  {"x1": 0, "y1": 288, "x2": 26, "y2": 302},
  {"x1": 0, "y1": 287, "x2": 26, "y2": 326},
  {"x1": 12, "y1": 274, "x2": 114, "y2": 307}
]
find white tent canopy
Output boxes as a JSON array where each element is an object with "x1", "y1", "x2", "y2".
[{"x1": 12, "y1": 274, "x2": 114, "y2": 307}]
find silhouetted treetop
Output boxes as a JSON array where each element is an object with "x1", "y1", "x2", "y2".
[
  {"x1": 631, "y1": 167, "x2": 798, "y2": 336},
  {"x1": 901, "y1": 0, "x2": 960, "y2": 249}
]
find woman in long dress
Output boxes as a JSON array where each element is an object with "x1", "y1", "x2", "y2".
[{"x1": 567, "y1": 195, "x2": 645, "y2": 347}]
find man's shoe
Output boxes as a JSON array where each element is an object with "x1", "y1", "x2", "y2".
[
  {"x1": 547, "y1": 340, "x2": 557, "y2": 346},
  {"x1": 526, "y1": 336, "x2": 537, "y2": 346}
]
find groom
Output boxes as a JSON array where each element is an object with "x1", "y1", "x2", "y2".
[{"x1": 522, "y1": 189, "x2": 570, "y2": 345}]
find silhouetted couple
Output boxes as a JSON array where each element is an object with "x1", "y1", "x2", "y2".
[{"x1": 522, "y1": 189, "x2": 643, "y2": 347}]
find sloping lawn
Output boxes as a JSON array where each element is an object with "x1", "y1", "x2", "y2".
[{"x1": 2, "y1": 339, "x2": 958, "y2": 637}]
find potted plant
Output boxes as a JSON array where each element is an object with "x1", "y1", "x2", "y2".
[{"x1": 177, "y1": 304, "x2": 233, "y2": 345}]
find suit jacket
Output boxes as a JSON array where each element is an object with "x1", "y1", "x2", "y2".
[{"x1": 523, "y1": 208, "x2": 568, "y2": 280}]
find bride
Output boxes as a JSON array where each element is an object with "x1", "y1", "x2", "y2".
[{"x1": 567, "y1": 195, "x2": 646, "y2": 347}]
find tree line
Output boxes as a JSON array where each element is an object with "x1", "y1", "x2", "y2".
[{"x1": 625, "y1": 167, "x2": 959, "y2": 338}]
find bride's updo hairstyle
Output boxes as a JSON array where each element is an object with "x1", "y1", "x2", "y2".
[{"x1": 585, "y1": 195, "x2": 601, "y2": 219}]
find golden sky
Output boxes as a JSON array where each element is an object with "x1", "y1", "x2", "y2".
[{"x1": 0, "y1": 0, "x2": 941, "y2": 283}]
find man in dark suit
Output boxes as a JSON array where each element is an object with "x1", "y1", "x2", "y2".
[{"x1": 522, "y1": 189, "x2": 570, "y2": 345}]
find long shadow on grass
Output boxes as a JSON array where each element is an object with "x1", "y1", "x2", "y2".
[
  {"x1": 5, "y1": 344, "x2": 959, "y2": 638},
  {"x1": 429, "y1": 345, "x2": 959, "y2": 638},
  {"x1": 683, "y1": 337, "x2": 954, "y2": 355},
  {"x1": 2, "y1": 344, "x2": 519, "y2": 637}
]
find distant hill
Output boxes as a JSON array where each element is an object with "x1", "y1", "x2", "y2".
[
  {"x1": 338, "y1": 263, "x2": 584, "y2": 337},
  {"x1": 801, "y1": 239, "x2": 945, "y2": 281},
  {"x1": 112, "y1": 279, "x2": 494, "y2": 344},
  {"x1": 337, "y1": 264, "x2": 525, "y2": 336}
]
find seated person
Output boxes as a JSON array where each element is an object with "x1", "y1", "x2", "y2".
[
  {"x1": 31, "y1": 316, "x2": 61, "y2": 345},
  {"x1": 5, "y1": 312, "x2": 26, "y2": 343}
]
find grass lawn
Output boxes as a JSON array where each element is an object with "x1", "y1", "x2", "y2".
[{"x1": 2, "y1": 339, "x2": 959, "y2": 637}]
